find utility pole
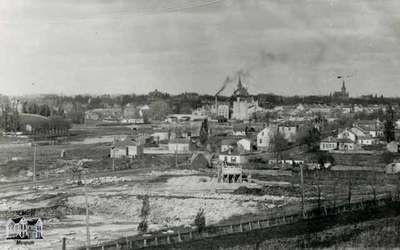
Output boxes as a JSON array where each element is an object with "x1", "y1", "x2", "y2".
[
  {"x1": 300, "y1": 164, "x2": 305, "y2": 219},
  {"x1": 348, "y1": 176, "x2": 352, "y2": 208},
  {"x1": 112, "y1": 136, "x2": 116, "y2": 171},
  {"x1": 33, "y1": 143, "x2": 37, "y2": 189},
  {"x1": 62, "y1": 237, "x2": 66, "y2": 250},
  {"x1": 84, "y1": 181, "x2": 91, "y2": 250},
  {"x1": 175, "y1": 146, "x2": 178, "y2": 168}
]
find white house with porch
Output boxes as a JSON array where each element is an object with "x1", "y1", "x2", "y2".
[{"x1": 6, "y1": 217, "x2": 43, "y2": 240}]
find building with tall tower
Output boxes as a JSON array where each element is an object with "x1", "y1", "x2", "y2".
[
  {"x1": 333, "y1": 80, "x2": 349, "y2": 100},
  {"x1": 232, "y1": 75, "x2": 249, "y2": 98},
  {"x1": 231, "y1": 75, "x2": 259, "y2": 120}
]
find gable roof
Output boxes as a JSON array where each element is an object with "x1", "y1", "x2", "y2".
[
  {"x1": 27, "y1": 218, "x2": 40, "y2": 225},
  {"x1": 220, "y1": 138, "x2": 238, "y2": 145},
  {"x1": 169, "y1": 138, "x2": 190, "y2": 144},
  {"x1": 11, "y1": 217, "x2": 24, "y2": 223},
  {"x1": 321, "y1": 136, "x2": 338, "y2": 143},
  {"x1": 190, "y1": 151, "x2": 213, "y2": 164},
  {"x1": 337, "y1": 138, "x2": 354, "y2": 143},
  {"x1": 237, "y1": 138, "x2": 251, "y2": 143},
  {"x1": 350, "y1": 127, "x2": 367, "y2": 136},
  {"x1": 338, "y1": 128, "x2": 356, "y2": 136},
  {"x1": 112, "y1": 137, "x2": 140, "y2": 148},
  {"x1": 220, "y1": 147, "x2": 249, "y2": 155}
]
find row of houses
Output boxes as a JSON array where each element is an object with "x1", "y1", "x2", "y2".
[
  {"x1": 320, "y1": 120, "x2": 383, "y2": 152},
  {"x1": 85, "y1": 105, "x2": 149, "y2": 123}
]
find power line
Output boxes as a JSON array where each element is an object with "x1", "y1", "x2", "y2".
[{"x1": 0, "y1": 0, "x2": 226, "y2": 24}]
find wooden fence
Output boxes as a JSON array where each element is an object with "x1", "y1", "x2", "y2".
[{"x1": 76, "y1": 194, "x2": 395, "y2": 250}]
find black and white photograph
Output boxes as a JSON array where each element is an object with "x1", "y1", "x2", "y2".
[{"x1": 1, "y1": 0, "x2": 400, "y2": 249}]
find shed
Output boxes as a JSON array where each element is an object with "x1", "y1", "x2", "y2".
[{"x1": 190, "y1": 151, "x2": 213, "y2": 169}]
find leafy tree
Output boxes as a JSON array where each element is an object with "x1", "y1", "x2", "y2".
[
  {"x1": 384, "y1": 105, "x2": 395, "y2": 142},
  {"x1": 39, "y1": 104, "x2": 51, "y2": 117},
  {"x1": 67, "y1": 111, "x2": 85, "y2": 124},
  {"x1": 147, "y1": 100, "x2": 172, "y2": 121},
  {"x1": 312, "y1": 151, "x2": 334, "y2": 167},
  {"x1": 0, "y1": 105, "x2": 20, "y2": 132},
  {"x1": 27, "y1": 103, "x2": 39, "y2": 114},
  {"x1": 49, "y1": 116, "x2": 71, "y2": 130},
  {"x1": 251, "y1": 111, "x2": 277, "y2": 123},
  {"x1": 382, "y1": 151, "x2": 396, "y2": 164},
  {"x1": 194, "y1": 208, "x2": 206, "y2": 233},
  {"x1": 297, "y1": 126, "x2": 321, "y2": 152}
]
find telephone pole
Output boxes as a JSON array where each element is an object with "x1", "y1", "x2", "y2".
[
  {"x1": 33, "y1": 143, "x2": 37, "y2": 189},
  {"x1": 175, "y1": 147, "x2": 178, "y2": 168},
  {"x1": 300, "y1": 164, "x2": 305, "y2": 219},
  {"x1": 84, "y1": 181, "x2": 90, "y2": 250}
]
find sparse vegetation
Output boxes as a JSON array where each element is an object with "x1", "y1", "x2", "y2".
[
  {"x1": 138, "y1": 194, "x2": 150, "y2": 233},
  {"x1": 194, "y1": 208, "x2": 206, "y2": 233}
]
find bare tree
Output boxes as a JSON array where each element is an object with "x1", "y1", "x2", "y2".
[
  {"x1": 269, "y1": 132, "x2": 289, "y2": 166},
  {"x1": 194, "y1": 208, "x2": 206, "y2": 233},
  {"x1": 138, "y1": 195, "x2": 150, "y2": 233},
  {"x1": 331, "y1": 178, "x2": 339, "y2": 210},
  {"x1": 367, "y1": 172, "x2": 378, "y2": 202},
  {"x1": 347, "y1": 176, "x2": 352, "y2": 208}
]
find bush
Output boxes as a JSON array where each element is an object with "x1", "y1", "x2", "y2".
[
  {"x1": 137, "y1": 219, "x2": 148, "y2": 233},
  {"x1": 382, "y1": 151, "x2": 396, "y2": 164},
  {"x1": 194, "y1": 208, "x2": 206, "y2": 232}
]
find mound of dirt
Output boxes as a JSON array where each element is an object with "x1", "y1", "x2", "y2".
[{"x1": 234, "y1": 185, "x2": 300, "y2": 197}]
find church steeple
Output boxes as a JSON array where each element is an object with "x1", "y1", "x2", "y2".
[
  {"x1": 237, "y1": 75, "x2": 243, "y2": 89},
  {"x1": 233, "y1": 74, "x2": 249, "y2": 97},
  {"x1": 341, "y1": 80, "x2": 346, "y2": 93}
]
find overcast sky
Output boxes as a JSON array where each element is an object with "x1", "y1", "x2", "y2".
[{"x1": 1, "y1": 0, "x2": 400, "y2": 97}]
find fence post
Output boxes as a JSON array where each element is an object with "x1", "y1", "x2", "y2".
[
  {"x1": 189, "y1": 231, "x2": 193, "y2": 239},
  {"x1": 240, "y1": 224, "x2": 243, "y2": 232},
  {"x1": 167, "y1": 235, "x2": 171, "y2": 244},
  {"x1": 62, "y1": 237, "x2": 66, "y2": 250},
  {"x1": 230, "y1": 225, "x2": 234, "y2": 233},
  {"x1": 249, "y1": 221, "x2": 252, "y2": 230},
  {"x1": 177, "y1": 232, "x2": 182, "y2": 242},
  {"x1": 257, "y1": 220, "x2": 261, "y2": 228},
  {"x1": 143, "y1": 239, "x2": 147, "y2": 247}
]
